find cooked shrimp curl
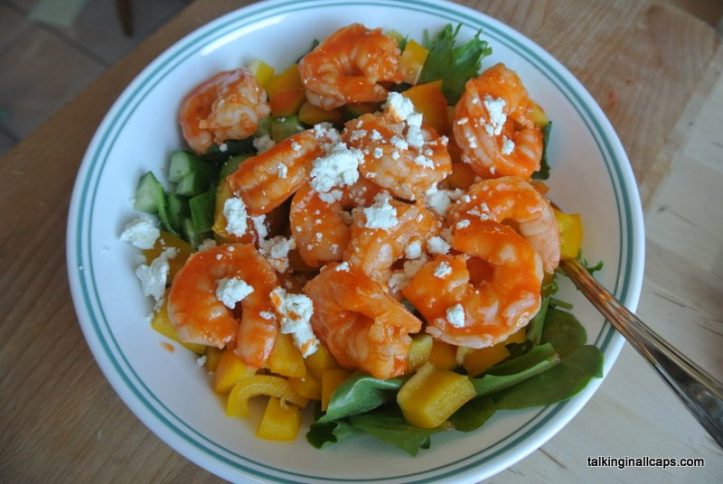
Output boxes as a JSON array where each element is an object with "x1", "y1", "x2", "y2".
[
  {"x1": 447, "y1": 176, "x2": 560, "y2": 273},
  {"x1": 454, "y1": 63, "x2": 543, "y2": 178},
  {"x1": 298, "y1": 24, "x2": 403, "y2": 109},
  {"x1": 167, "y1": 244, "x2": 279, "y2": 368},
  {"x1": 179, "y1": 68, "x2": 270, "y2": 155},
  {"x1": 403, "y1": 218, "x2": 543, "y2": 349},
  {"x1": 304, "y1": 262, "x2": 423, "y2": 379}
]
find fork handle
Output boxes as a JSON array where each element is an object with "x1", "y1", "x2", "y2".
[{"x1": 560, "y1": 258, "x2": 723, "y2": 447}]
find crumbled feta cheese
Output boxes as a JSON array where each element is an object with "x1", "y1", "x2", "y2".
[
  {"x1": 120, "y1": 216, "x2": 160, "y2": 250},
  {"x1": 383, "y1": 91, "x2": 415, "y2": 122},
  {"x1": 335, "y1": 262, "x2": 350, "y2": 272},
  {"x1": 456, "y1": 117, "x2": 469, "y2": 125},
  {"x1": 215, "y1": 277, "x2": 254, "y2": 309},
  {"x1": 391, "y1": 151, "x2": 400, "y2": 160},
  {"x1": 370, "y1": 129, "x2": 382, "y2": 141},
  {"x1": 363, "y1": 193, "x2": 398, "y2": 230},
  {"x1": 427, "y1": 236, "x2": 450, "y2": 255},
  {"x1": 483, "y1": 96, "x2": 507, "y2": 136},
  {"x1": 433, "y1": 261, "x2": 452, "y2": 278},
  {"x1": 253, "y1": 134, "x2": 275, "y2": 153},
  {"x1": 309, "y1": 142, "x2": 362, "y2": 193},
  {"x1": 501, "y1": 136, "x2": 515, "y2": 155},
  {"x1": 406, "y1": 125, "x2": 425, "y2": 149},
  {"x1": 270, "y1": 287, "x2": 318, "y2": 356},
  {"x1": 276, "y1": 163, "x2": 288, "y2": 179},
  {"x1": 403, "y1": 255, "x2": 428, "y2": 278},
  {"x1": 223, "y1": 197, "x2": 248, "y2": 237},
  {"x1": 391, "y1": 135, "x2": 409, "y2": 151},
  {"x1": 251, "y1": 215, "x2": 268, "y2": 241},
  {"x1": 218, "y1": 143, "x2": 228, "y2": 152},
  {"x1": 388, "y1": 270, "x2": 409, "y2": 293},
  {"x1": 348, "y1": 129, "x2": 367, "y2": 142},
  {"x1": 259, "y1": 236, "x2": 296, "y2": 272},
  {"x1": 291, "y1": 141, "x2": 301, "y2": 152},
  {"x1": 259, "y1": 311, "x2": 276, "y2": 320},
  {"x1": 446, "y1": 304, "x2": 466, "y2": 328},
  {"x1": 373, "y1": 147, "x2": 384, "y2": 159},
  {"x1": 318, "y1": 189, "x2": 343, "y2": 204},
  {"x1": 135, "y1": 247, "x2": 177, "y2": 301},
  {"x1": 456, "y1": 219, "x2": 471, "y2": 229},
  {"x1": 196, "y1": 355, "x2": 207, "y2": 367},
  {"x1": 425, "y1": 185, "x2": 463, "y2": 217},
  {"x1": 405, "y1": 240, "x2": 422, "y2": 260},
  {"x1": 413, "y1": 154, "x2": 434, "y2": 168},
  {"x1": 197, "y1": 238, "x2": 217, "y2": 251}
]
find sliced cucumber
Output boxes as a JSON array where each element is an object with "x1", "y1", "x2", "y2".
[
  {"x1": 182, "y1": 218, "x2": 209, "y2": 249},
  {"x1": 166, "y1": 193, "x2": 188, "y2": 233},
  {"x1": 219, "y1": 154, "x2": 251, "y2": 179},
  {"x1": 175, "y1": 172, "x2": 210, "y2": 197},
  {"x1": 134, "y1": 171, "x2": 163, "y2": 213},
  {"x1": 256, "y1": 116, "x2": 271, "y2": 138},
  {"x1": 200, "y1": 139, "x2": 255, "y2": 163},
  {"x1": 189, "y1": 186, "x2": 217, "y2": 234},
  {"x1": 271, "y1": 115, "x2": 303, "y2": 143},
  {"x1": 168, "y1": 151, "x2": 212, "y2": 182}
]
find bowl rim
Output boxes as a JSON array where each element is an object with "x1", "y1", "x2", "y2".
[{"x1": 66, "y1": 0, "x2": 645, "y2": 481}]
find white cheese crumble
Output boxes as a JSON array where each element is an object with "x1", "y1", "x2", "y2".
[
  {"x1": 373, "y1": 147, "x2": 384, "y2": 159},
  {"x1": 135, "y1": 247, "x2": 177, "y2": 302},
  {"x1": 215, "y1": 277, "x2": 254, "y2": 309},
  {"x1": 383, "y1": 91, "x2": 415, "y2": 122},
  {"x1": 446, "y1": 304, "x2": 466, "y2": 328},
  {"x1": 427, "y1": 236, "x2": 451, "y2": 255},
  {"x1": 425, "y1": 185, "x2": 463, "y2": 217},
  {"x1": 318, "y1": 189, "x2": 343, "y2": 204},
  {"x1": 309, "y1": 141, "x2": 362, "y2": 193},
  {"x1": 403, "y1": 254, "x2": 429, "y2": 278},
  {"x1": 483, "y1": 96, "x2": 507, "y2": 136},
  {"x1": 259, "y1": 310, "x2": 276, "y2": 320},
  {"x1": 335, "y1": 262, "x2": 350, "y2": 272},
  {"x1": 253, "y1": 134, "x2": 275, "y2": 153},
  {"x1": 120, "y1": 216, "x2": 160, "y2": 250},
  {"x1": 456, "y1": 219, "x2": 471, "y2": 229},
  {"x1": 251, "y1": 215, "x2": 268, "y2": 241},
  {"x1": 276, "y1": 163, "x2": 288, "y2": 179},
  {"x1": 197, "y1": 238, "x2": 217, "y2": 251},
  {"x1": 223, "y1": 197, "x2": 248, "y2": 237},
  {"x1": 501, "y1": 136, "x2": 515, "y2": 155},
  {"x1": 363, "y1": 193, "x2": 398, "y2": 230},
  {"x1": 405, "y1": 240, "x2": 422, "y2": 260},
  {"x1": 387, "y1": 270, "x2": 409, "y2": 293},
  {"x1": 413, "y1": 154, "x2": 434, "y2": 168},
  {"x1": 196, "y1": 355, "x2": 207, "y2": 366},
  {"x1": 270, "y1": 287, "x2": 318, "y2": 356},
  {"x1": 259, "y1": 236, "x2": 296, "y2": 272},
  {"x1": 433, "y1": 261, "x2": 452, "y2": 279}
]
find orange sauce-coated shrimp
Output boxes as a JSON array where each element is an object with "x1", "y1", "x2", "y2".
[
  {"x1": 179, "y1": 69, "x2": 269, "y2": 154},
  {"x1": 298, "y1": 24, "x2": 402, "y2": 109},
  {"x1": 167, "y1": 244, "x2": 279, "y2": 368},
  {"x1": 453, "y1": 64, "x2": 542, "y2": 178},
  {"x1": 304, "y1": 262, "x2": 423, "y2": 379}
]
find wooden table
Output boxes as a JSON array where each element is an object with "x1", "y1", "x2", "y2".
[{"x1": 1, "y1": 0, "x2": 721, "y2": 481}]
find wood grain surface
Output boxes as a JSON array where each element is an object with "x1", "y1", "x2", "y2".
[{"x1": 0, "y1": 0, "x2": 721, "y2": 482}]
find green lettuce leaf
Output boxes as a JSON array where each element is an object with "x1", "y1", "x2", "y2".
[
  {"x1": 318, "y1": 373, "x2": 405, "y2": 423},
  {"x1": 418, "y1": 24, "x2": 492, "y2": 104}
]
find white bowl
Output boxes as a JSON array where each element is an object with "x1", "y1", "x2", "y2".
[{"x1": 66, "y1": 0, "x2": 645, "y2": 481}]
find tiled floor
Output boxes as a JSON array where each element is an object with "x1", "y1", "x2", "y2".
[{"x1": 0, "y1": 0, "x2": 190, "y2": 154}]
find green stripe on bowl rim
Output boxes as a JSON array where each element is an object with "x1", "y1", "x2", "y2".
[{"x1": 69, "y1": 0, "x2": 642, "y2": 481}]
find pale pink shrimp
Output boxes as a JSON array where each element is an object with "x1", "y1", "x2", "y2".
[
  {"x1": 453, "y1": 63, "x2": 543, "y2": 178},
  {"x1": 304, "y1": 262, "x2": 423, "y2": 379},
  {"x1": 403, "y1": 218, "x2": 543, "y2": 348},
  {"x1": 447, "y1": 176, "x2": 560, "y2": 273},
  {"x1": 298, "y1": 24, "x2": 403, "y2": 109},
  {"x1": 345, "y1": 196, "x2": 440, "y2": 283},
  {"x1": 179, "y1": 69, "x2": 270, "y2": 155},
  {"x1": 289, "y1": 179, "x2": 381, "y2": 268},
  {"x1": 343, "y1": 113, "x2": 452, "y2": 201},
  {"x1": 167, "y1": 244, "x2": 279, "y2": 368},
  {"x1": 225, "y1": 129, "x2": 329, "y2": 215}
]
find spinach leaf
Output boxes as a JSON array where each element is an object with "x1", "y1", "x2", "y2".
[
  {"x1": 418, "y1": 24, "x2": 492, "y2": 104},
  {"x1": 525, "y1": 294, "x2": 550, "y2": 346},
  {"x1": 541, "y1": 307, "x2": 587, "y2": 358},
  {"x1": 493, "y1": 345, "x2": 603, "y2": 409},
  {"x1": 449, "y1": 397, "x2": 496, "y2": 432},
  {"x1": 200, "y1": 139, "x2": 255, "y2": 163},
  {"x1": 532, "y1": 122, "x2": 552, "y2": 180},
  {"x1": 318, "y1": 373, "x2": 405, "y2": 423},
  {"x1": 348, "y1": 407, "x2": 443, "y2": 456},
  {"x1": 307, "y1": 420, "x2": 361, "y2": 449},
  {"x1": 471, "y1": 343, "x2": 561, "y2": 396}
]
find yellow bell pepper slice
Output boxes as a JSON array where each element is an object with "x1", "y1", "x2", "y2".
[
  {"x1": 397, "y1": 362, "x2": 476, "y2": 428},
  {"x1": 256, "y1": 397, "x2": 301, "y2": 441},
  {"x1": 407, "y1": 334, "x2": 433, "y2": 371},
  {"x1": 305, "y1": 343, "x2": 338, "y2": 380},
  {"x1": 399, "y1": 39, "x2": 429, "y2": 84},
  {"x1": 150, "y1": 298, "x2": 205, "y2": 355},
  {"x1": 461, "y1": 343, "x2": 511, "y2": 377},
  {"x1": 298, "y1": 101, "x2": 344, "y2": 125},
  {"x1": 403, "y1": 80, "x2": 449, "y2": 135},
  {"x1": 289, "y1": 373, "x2": 322, "y2": 401},
  {"x1": 142, "y1": 231, "x2": 192, "y2": 282},
  {"x1": 248, "y1": 59, "x2": 275, "y2": 89},
  {"x1": 529, "y1": 100, "x2": 549, "y2": 128},
  {"x1": 204, "y1": 347, "x2": 222, "y2": 372},
  {"x1": 428, "y1": 339, "x2": 457, "y2": 370},
  {"x1": 267, "y1": 333, "x2": 306, "y2": 378},
  {"x1": 213, "y1": 348, "x2": 256, "y2": 394},
  {"x1": 226, "y1": 375, "x2": 308, "y2": 418},
  {"x1": 554, "y1": 209, "x2": 583, "y2": 260},
  {"x1": 321, "y1": 368, "x2": 351, "y2": 411}
]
